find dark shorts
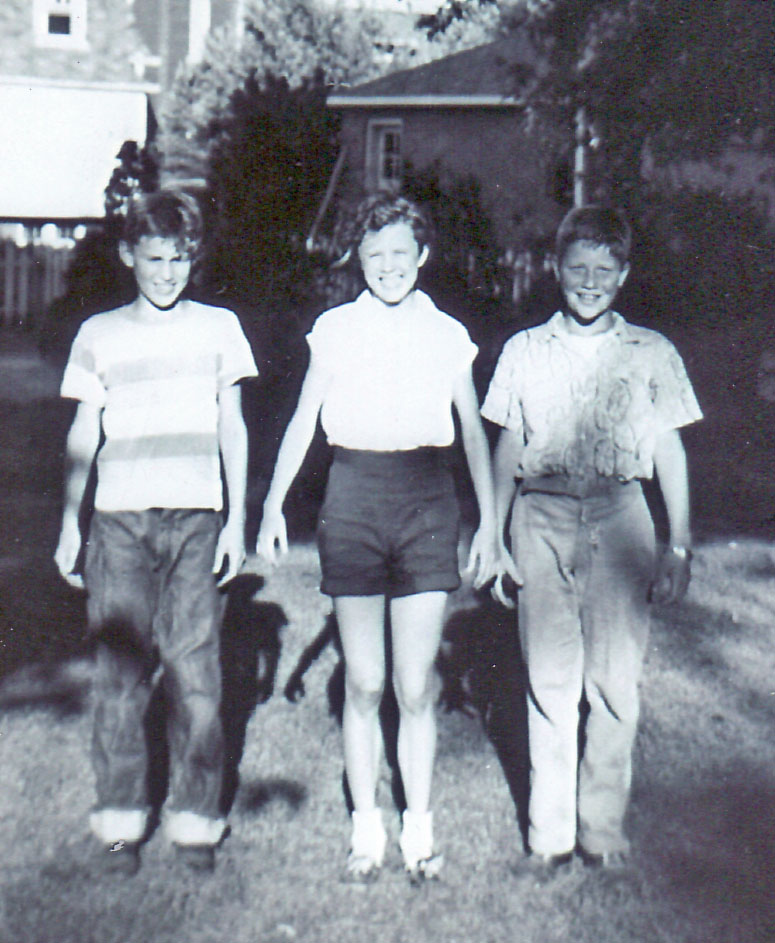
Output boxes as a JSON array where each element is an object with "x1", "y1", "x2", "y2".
[{"x1": 317, "y1": 447, "x2": 462, "y2": 598}]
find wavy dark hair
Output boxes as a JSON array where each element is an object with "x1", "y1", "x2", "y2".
[
  {"x1": 335, "y1": 193, "x2": 433, "y2": 264},
  {"x1": 123, "y1": 188, "x2": 203, "y2": 259}
]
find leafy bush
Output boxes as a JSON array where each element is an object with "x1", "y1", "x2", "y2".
[
  {"x1": 37, "y1": 223, "x2": 135, "y2": 363},
  {"x1": 623, "y1": 188, "x2": 775, "y2": 337},
  {"x1": 195, "y1": 71, "x2": 341, "y2": 383}
]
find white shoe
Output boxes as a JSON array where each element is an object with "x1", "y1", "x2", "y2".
[
  {"x1": 400, "y1": 810, "x2": 443, "y2": 884},
  {"x1": 346, "y1": 809, "x2": 387, "y2": 882}
]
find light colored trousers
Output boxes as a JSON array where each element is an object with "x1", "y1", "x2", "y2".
[{"x1": 511, "y1": 482, "x2": 655, "y2": 856}]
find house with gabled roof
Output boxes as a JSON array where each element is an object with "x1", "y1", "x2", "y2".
[
  {"x1": 322, "y1": 32, "x2": 567, "y2": 252},
  {"x1": 0, "y1": 0, "x2": 242, "y2": 325}
]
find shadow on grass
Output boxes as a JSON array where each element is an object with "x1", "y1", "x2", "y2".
[
  {"x1": 437, "y1": 595, "x2": 530, "y2": 844},
  {"x1": 0, "y1": 672, "x2": 87, "y2": 717},
  {"x1": 650, "y1": 594, "x2": 775, "y2": 729},
  {"x1": 236, "y1": 778, "x2": 307, "y2": 814},
  {"x1": 220, "y1": 573, "x2": 289, "y2": 812},
  {"x1": 281, "y1": 610, "x2": 407, "y2": 814},
  {"x1": 0, "y1": 558, "x2": 90, "y2": 688},
  {"x1": 281, "y1": 596, "x2": 531, "y2": 830},
  {"x1": 637, "y1": 766, "x2": 775, "y2": 943}
]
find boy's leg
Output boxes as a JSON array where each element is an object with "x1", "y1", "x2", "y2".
[
  {"x1": 512, "y1": 493, "x2": 584, "y2": 858},
  {"x1": 577, "y1": 487, "x2": 655, "y2": 857},
  {"x1": 155, "y1": 510, "x2": 227, "y2": 850},
  {"x1": 85, "y1": 512, "x2": 157, "y2": 847}
]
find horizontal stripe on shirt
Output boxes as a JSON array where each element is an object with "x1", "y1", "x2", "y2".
[
  {"x1": 103, "y1": 354, "x2": 215, "y2": 388},
  {"x1": 100, "y1": 432, "x2": 218, "y2": 462}
]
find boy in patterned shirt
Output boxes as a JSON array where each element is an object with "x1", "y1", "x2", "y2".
[
  {"x1": 482, "y1": 206, "x2": 702, "y2": 871},
  {"x1": 54, "y1": 189, "x2": 257, "y2": 874}
]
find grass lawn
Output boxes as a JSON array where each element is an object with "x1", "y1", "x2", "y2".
[{"x1": 0, "y1": 335, "x2": 774, "y2": 943}]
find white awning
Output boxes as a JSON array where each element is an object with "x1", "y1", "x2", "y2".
[{"x1": 0, "y1": 78, "x2": 152, "y2": 220}]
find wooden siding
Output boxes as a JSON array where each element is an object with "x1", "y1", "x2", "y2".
[{"x1": 338, "y1": 106, "x2": 565, "y2": 247}]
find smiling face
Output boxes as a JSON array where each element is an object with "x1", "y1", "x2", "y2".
[
  {"x1": 120, "y1": 235, "x2": 192, "y2": 312},
  {"x1": 555, "y1": 239, "x2": 629, "y2": 332},
  {"x1": 358, "y1": 222, "x2": 429, "y2": 306}
]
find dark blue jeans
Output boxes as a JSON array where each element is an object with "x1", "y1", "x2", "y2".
[{"x1": 85, "y1": 509, "x2": 225, "y2": 830}]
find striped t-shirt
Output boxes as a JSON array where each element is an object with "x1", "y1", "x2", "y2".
[{"x1": 61, "y1": 300, "x2": 257, "y2": 512}]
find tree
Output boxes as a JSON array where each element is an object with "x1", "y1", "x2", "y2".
[
  {"x1": 157, "y1": 0, "x2": 395, "y2": 184},
  {"x1": 417, "y1": 0, "x2": 508, "y2": 51},
  {"x1": 523, "y1": 0, "x2": 775, "y2": 207},
  {"x1": 154, "y1": 0, "x2": 435, "y2": 377},
  {"x1": 519, "y1": 0, "x2": 775, "y2": 339},
  {"x1": 200, "y1": 71, "x2": 339, "y2": 309},
  {"x1": 104, "y1": 140, "x2": 159, "y2": 218}
]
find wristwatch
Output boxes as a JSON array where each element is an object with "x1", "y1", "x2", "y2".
[{"x1": 670, "y1": 545, "x2": 693, "y2": 561}]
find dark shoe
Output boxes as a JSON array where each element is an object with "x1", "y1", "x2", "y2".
[
  {"x1": 533, "y1": 851, "x2": 574, "y2": 869},
  {"x1": 102, "y1": 839, "x2": 140, "y2": 876},
  {"x1": 174, "y1": 843, "x2": 216, "y2": 873},
  {"x1": 512, "y1": 850, "x2": 573, "y2": 883},
  {"x1": 578, "y1": 846, "x2": 628, "y2": 870}
]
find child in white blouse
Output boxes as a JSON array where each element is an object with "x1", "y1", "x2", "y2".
[{"x1": 257, "y1": 193, "x2": 509, "y2": 882}]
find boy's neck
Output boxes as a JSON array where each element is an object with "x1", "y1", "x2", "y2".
[
  {"x1": 561, "y1": 308, "x2": 616, "y2": 336},
  {"x1": 129, "y1": 295, "x2": 187, "y2": 323}
]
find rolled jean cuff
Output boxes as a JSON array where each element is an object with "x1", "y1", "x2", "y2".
[
  {"x1": 164, "y1": 810, "x2": 226, "y2": 846},
  {"x1": 90, "y1": 808, "x2": 148, "y2": 844}
]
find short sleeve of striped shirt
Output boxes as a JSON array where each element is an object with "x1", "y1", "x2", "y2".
[
  {"x1": 214, "y1": 309, "x2": 258, "y2": 389},
  {"x1": 60, "y1": 322, "x2": 108, "y2": 407}
]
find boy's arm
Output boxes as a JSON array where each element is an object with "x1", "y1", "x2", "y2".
[
  {"x1": 54, "y1": 402, "x2": 102, "y2": 589},
  {"x1": 651, "y1": 427, "x2": 692, "y2": 604},
  {"x1": 256, "y1": 357, "x2": 330, "y2": 564},
  {"x1": 491, "y1": 426, "x2": 524, "y2": 607},
  {"x1": 215, "y1": 383, "x2": 249, "y2": 586},
  {"x1": 452, "y1": 368, "x2": 505, "y2": 589}
]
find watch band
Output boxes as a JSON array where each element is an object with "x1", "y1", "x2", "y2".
[{"x1": 670, "y1": 545, "x2": 693, "y2": 561}]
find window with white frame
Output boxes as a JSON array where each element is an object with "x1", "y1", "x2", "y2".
[
  {"x1": 33, "y1": 0, "x2": 88, "y2": 50},
  {"x1": 367, "y1": 119, "x2": 403, "y2": 192}
]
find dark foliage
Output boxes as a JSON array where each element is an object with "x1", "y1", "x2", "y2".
[
  {"x1": 195, "y1": 71, "x2": 341, "y2": 380},
  {"x1": 526, "y1": 0, "x2": 775, "y2": 205},
  {"x1": 37, "y1": 223, "x2": 135, "y2": 362},
  {"x1": 104, "y1": 140, "x2": 160, "y2": 219},
  {"x1": 622, "y1": 188, "x2": 775, "y2": 336}
]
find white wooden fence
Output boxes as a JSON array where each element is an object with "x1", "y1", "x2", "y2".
[{"x1": 0, "y1": 225, "x2": 76, "y2": 327}]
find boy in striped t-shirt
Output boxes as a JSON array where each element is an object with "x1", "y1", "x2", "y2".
[{"x1": 54, "y1": 189, "x2": 257, "y2": 875}]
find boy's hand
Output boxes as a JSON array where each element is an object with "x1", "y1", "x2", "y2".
[
  {"x1": 255, "y1": 508, "x2": 288, "y2": 565},
  {"x1": 491, "y1": 542, "x2": 523, "y2": 609},
  {"x1": 649, "y1": 548, "x2": 692, "y2": 605},
  {"x1": 54, "y1": 519, "x2": 85, "y2": 589},
  {"x1": 213, "y1": 518, "x2": 246, "y2": 587}
]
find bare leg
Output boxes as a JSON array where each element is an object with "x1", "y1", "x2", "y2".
[
  {"x1": 334, "y1": 595, "x2": 387, "y2": 812},
  {"x1": 335, "y1": 595, "x2": 389, "y2": 876},
  {"x1": 390, "y1": 591, "x2": 447, "y2": 814}
]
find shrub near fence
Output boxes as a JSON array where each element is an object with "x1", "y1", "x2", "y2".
[{"x1": 0, "y1": 225, "x2": 77, "y2": 328}]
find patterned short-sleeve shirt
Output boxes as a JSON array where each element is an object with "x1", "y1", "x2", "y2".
[
  {"x1": 481, "y1": 311, "x2": 702, "y2": 481},
  {"x1": 61, "y1": 300, "x2": 257, "y2": 511}
]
